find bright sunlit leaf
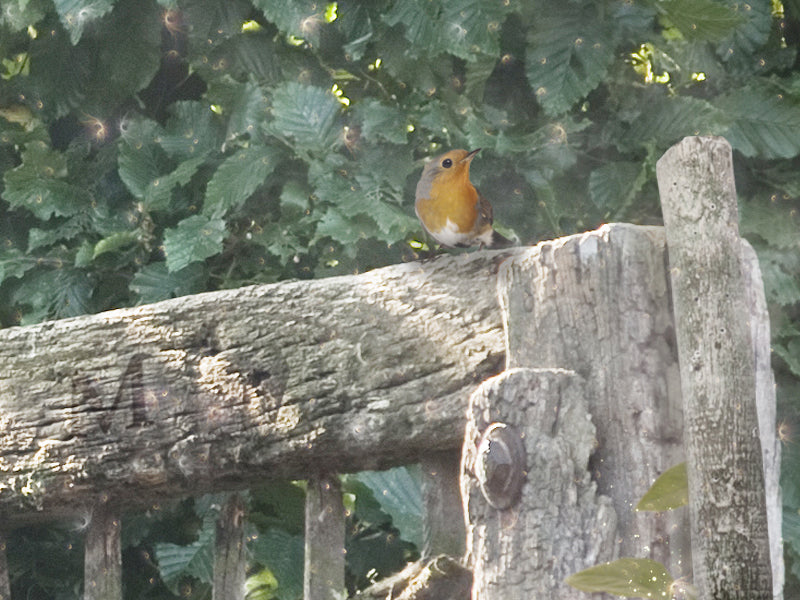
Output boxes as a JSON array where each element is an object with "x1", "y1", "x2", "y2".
[
  {"x1": 566, "y1": 558, "x2": 674, "y2": 597},
  {"x1": 636, "y1": 462, "x2": 689, "y2": 512}
]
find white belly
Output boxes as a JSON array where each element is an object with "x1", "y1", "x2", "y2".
[{"x1": 429, "y1": 218, "x2": 471, "y2": 247}]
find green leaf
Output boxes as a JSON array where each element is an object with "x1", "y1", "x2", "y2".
[
  {"x1": 612, "y1": 1, "x2": 657, "y2": 35},
  {"x1": 342, "y1": 176, "x2": 417, "y2": 242},
  {"x1": 200, "y1": 34, "x2": 283, "y2": 85},
  {"x1": 369, "y1": 200, "x2": 418, "y2": 240},
  {"x1": 656, "y1": 0, "x2": 744, "y2": 42},
  {"x1": 356, "y1": 142, "x2": 418, "y2": 197},
  {"x1": 248, "y1": 528, "x2": 304, "y2": 600},
  {"x1": 51, "y1": 0, "x2": 116, "y2": 44},
  {"x1": 117, "y1": 112, "x2": 209, "y2": 211},
  {"x1": 781, "y1": 437, "x2": 800, "y2": 511},
  {"x1": 154, "y1": 514, "x2": 215, "y2": 594},
  {"x1": 338, "y1": 3, "x2": 373, "y2": 60},
  {"x1": 269, "y1": 82, "x2": 342, "y2": 152},
  {"x1": 636, "y1": 462, "x2": 688, "y2": 511},
  {"x1": 0, "y1": 110, "x2": 47, "y2": 146},
  {"x1": 145, "y1": 155, "x2": 207, "y2": 211},
  {"x1": 203, "y1": 145, "x2": 281, "y2": 217},
  {"x1": 160, "y1": 101, "x2": 222, "y2": 160},
  {"x1": 715, "y1": 0, "x2": 772, "y2": 62},
  {"x1": 783, "y1": 506, "x2": 800, "y2": 564},
  {"x1": 358, "y1": 100, "x2": 409, "y2": 145},
  {"x1": 245, "y1": 568, "x2": 279, "y2": 600},
  {"x1": 219, "y1": 77, "x2": 269, "y2": 141},
  {"x1": 163, "y1": 215, "x2": 227, "y2": 272},
  {"x1": 118, "y1": 121, "x2": 207, "y2": 211},
  {"x1": 92, "y1": 231, "x2": 138, "y2": 259},
  {"x1": 753, "y1": 246, "x2": 800, "y2": 306},
  {"x1": 762, "y1": 162, "x2": 800, "y2": 197},
  {"x1": 341, "y1": 477, "x2": 392, "y2": 528},
  {"x1": 280, "y1": 179, "x2": 311, "y2": 214},
  {"x1": 353, "y1": 466, "x2": 423, "y2": 548},
  {"x1": 439, "y1": 0, "x2": 511, "y2": 59},
  {"x1": 117, "y1": 118, "x2": 166, "y2": 200},
  {"x1": 89, "y1": 0, "x2": 162, "y2": 102},
  {"x1": 566, "y1": 558, "x2": 675, "y2": 597},
  {"x1": 180, "y1": 0, "x2": 251, "y2": 48},
  {"x1": 775, "y1": 338, "x2": 800, "y2": 379},
  {"x1": 314, "y1": 207, "x2": 367, "y2": 245},
  {"x1": 249, "y1": 222, "x2": 305, "y2": 263},
  {"x1": 526, "y1": 7, "x2": 616, "y2": 115},
  {"x1": 130, "y1": 262, "x2": 207, "y2": 303},
  {"x1": 249, "y1": 482, "x2": 306, "y2": 536},
  {"x1": 252, "y1": 0, "x2": 329, "y2": 46},
  {"x1": 22, "y1": 22, "x2": 91, "y2": 118},
  {"x1": 13, "y1": 267, "x2": 95, "y2": 320},
  {"x1": 621, "y1": 94, "x2": 723, "y2": 150},
  {"x1": 28, "y1": 215, "x2": 88, "y2": 250},
  {"x1": 718, "y1": 85, "x2": 800, "y2": 159},
  {"x1": 465, "y1": 54, "x2": 498, "y2": 102},
  {"x1": 588, "y1": 161, "x2": 643, "y2": 215},
  {"x1": 739, "y1": 199, "x2": 800, "y2": 249},
  {"x1": 383, "y1": 0, "x2": 439, "y2": 53},
  {"x1": 310, "y1": 163, "x2": 417, "y2": 246},
  {"x1": 0, "y1": 248, "x2": 35, "y2": 283},
  {"x1": 74, "y1": 239, "x2": 94, "y2": 267},
  {"x1": 0, "y1": 0, "x2": 48, "y2": 32},
  {"x1": 384, "y1": 0, "x2": 510, "y2": 59},
  {"x1": 2, "y1": 142, "x2": 91, "y2": 219}
]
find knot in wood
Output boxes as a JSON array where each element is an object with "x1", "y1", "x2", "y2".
[{"x1": 475, "y1": 422, "x2": 526, "y2": 509}]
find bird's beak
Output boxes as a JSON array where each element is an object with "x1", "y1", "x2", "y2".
[{"x1": 462, "y1": 148, "x2": 481, "y2": 163}]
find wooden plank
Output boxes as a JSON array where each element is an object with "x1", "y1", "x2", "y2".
[
  {"x1": 742, "y1": 235, "x2": 784, "y2": 593},
  {"x1": 498, "y1": 223, "x2": 692, "y2": 573},
  {"x1": 304, "y1": 474, "x2": 344, "y2": 600},
  {"x1": 420, "y1": 451, "x2": 465, "y2": 558},
  {"x1": 213, "y1": 493, "x2": 246, "y2": 600},
  {"x1": 657, "y1": 136, "x2": 773, "y2": 599},
  {"x1": 0, "y1": 531, "x2": 9, "y2": 600},
  {"x1": 462, "y1": 368, "x2": 616, "y2": 598},
  {"x1": 83, "y1": 499, "x2": 122, "y2": 600},
  {"x1": 0, "y1": 250, "x2": 516, "y2": 522}
]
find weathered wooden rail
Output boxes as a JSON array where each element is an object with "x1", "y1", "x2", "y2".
[{"x1": 0, "y1": 137, "x2": 784, "y2": 599}]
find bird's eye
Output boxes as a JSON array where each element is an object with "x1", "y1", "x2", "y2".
[{"x1": 442, "y1": 158, "x2": 453, "y2": 168}]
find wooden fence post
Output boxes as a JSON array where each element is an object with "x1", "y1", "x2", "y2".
[
  {"x1": 497, "y1": 223, "x2": 692, "y2": 575},
  {"x1": 84, "y1": 498, "x2": 121, "y2": 600},
  {"x1": 213, "y1": 493, "x2": 246, "y2": 600},
  {"x1": 657, "y1": 136, "x2": 773, "y2": 599},
  {"x1": 304, "y1": 473, "x2": 345, "y2": 600},
  {"x1": 0, "y1": 532, "x2": 9, "y2": 600},
  {"x1": 462, "y1": 368, "x2": 617, "y2": 598},
  {"x1": 420, "y1": 451, "x2": 465, "y2": 558}
]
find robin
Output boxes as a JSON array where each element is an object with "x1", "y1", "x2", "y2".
[{"x1": 415, "y1": 148, "x2": 513, "y2": 249}]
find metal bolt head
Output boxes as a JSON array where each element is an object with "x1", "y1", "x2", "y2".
[{"x1": 475, "y1": 422, "x2": 526, "y2": 509}]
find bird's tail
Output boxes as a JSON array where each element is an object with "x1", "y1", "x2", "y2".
[{"x1": 488, "y1": 229, "x2": 515, "y2": 249}]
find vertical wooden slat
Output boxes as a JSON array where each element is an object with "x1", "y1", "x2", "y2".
[
  {"x1": 462, "y1": 368, "x2": 617, "y2": 599},
  {"x1": 498, "y1": 224, "x2": 692, "y2": 574},
  {"x1": 304, "y1": 473, "x2": 345, "y2": 600},
  {"x1": 657, "y1": 136, "x2": 773, "y2": 599},
  {"x1": 213, "y1": 493, "x2": 247, "y2": 600},
  {"x1": 84, "y1": 498, "x2": 122, "y2": 600},
  {"x1": 0, "y1": 531, "x2": 10, "y2": 600},
  {"x1": 420, "y1": 451, "x2": 465, "y2": 558}
]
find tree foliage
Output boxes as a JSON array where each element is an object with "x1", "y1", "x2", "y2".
[{"x1": 2, "y1": 0, "x2": 800, "y2": 597}]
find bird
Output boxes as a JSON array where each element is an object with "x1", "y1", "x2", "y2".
[{"x1": 415, "y1": 148, "x2": 513, "y2": 249}]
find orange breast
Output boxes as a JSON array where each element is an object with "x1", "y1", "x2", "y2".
[{"x1": 416, "y1": 176, "x2": 479, "y2": 235}]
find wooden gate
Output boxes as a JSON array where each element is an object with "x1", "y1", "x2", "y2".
[{"x1": 0, "y1": 137, "x2": 782, "y2": 599}]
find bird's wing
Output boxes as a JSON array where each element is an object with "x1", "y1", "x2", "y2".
[{"x1": 476, "y1": 189, "x2": 494, "y2": 227}]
